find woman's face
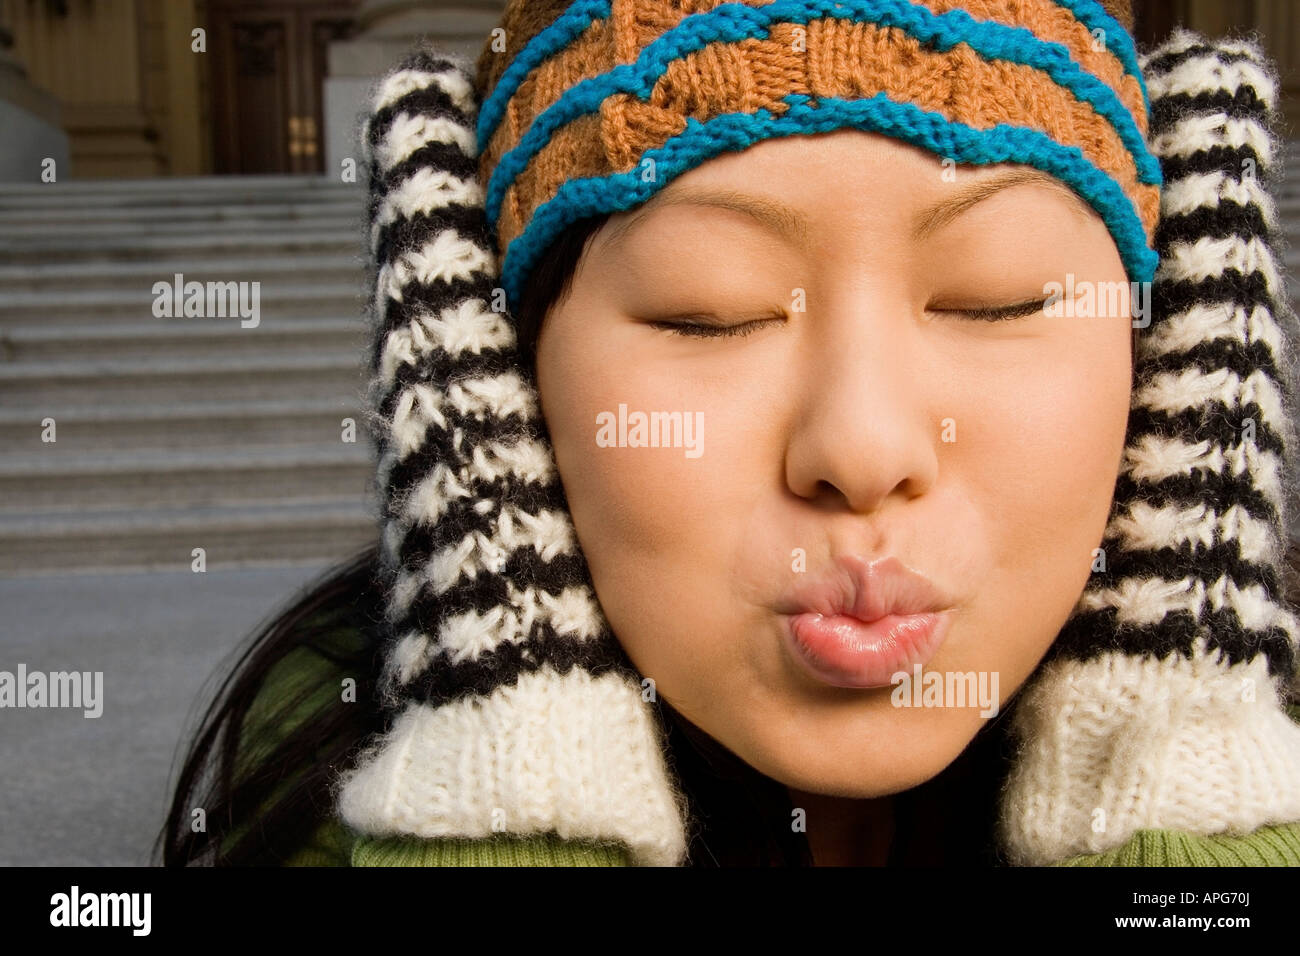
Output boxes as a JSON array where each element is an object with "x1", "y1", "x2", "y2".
[{"x1": 534, "y1": 129, "x2": 1134, "y2": 798}]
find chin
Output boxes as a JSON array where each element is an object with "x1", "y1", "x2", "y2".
[{"x1": 724, "y1": 696, "x2": 988, "y2": 799}]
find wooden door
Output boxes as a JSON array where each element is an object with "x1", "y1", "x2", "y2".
[{"x1": 209, "y1": 0, "x2": 357, "y2": 174}]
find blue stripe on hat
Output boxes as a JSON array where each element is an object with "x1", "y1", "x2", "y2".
[
  {"x1": 1052, "y1": 0, "x2": 1150, "y2": 114},
  {"x1": 499, "y1": 90, "x2": 1159, "y2": 313},
  {"x1": 484, "y1": 0, "x2": 1161, "y2": 231},
  {"x1": 476, "y1": 0, "x2": 613, "y2": 156}
]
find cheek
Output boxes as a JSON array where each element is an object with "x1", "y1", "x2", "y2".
[
  {"x1": 954, "y1": 323, "x2": 1132, "y2": 684},
  {"x1": 540, "y1": 344, "x2": 700, "y2": 561},
  {"x1": 536, "y1": 323, "x2": 724, "y2": 657},
  {"x1": 536, "y1": 317, "x2": 780, "y2": 716}
]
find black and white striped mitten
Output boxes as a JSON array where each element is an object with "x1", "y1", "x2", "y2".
[
  {"x1": 997, "y1": 26, "x2": 1300, "y2": 865},
  {"x1": 334, "y1": 51, "x2": 692, "y2": 867}
]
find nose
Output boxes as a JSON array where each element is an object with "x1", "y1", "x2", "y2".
[{"x1": 783, "y1": 298, "x2": 940, "y2": 515}]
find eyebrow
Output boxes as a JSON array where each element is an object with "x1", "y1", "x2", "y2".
[
  {"x1": 911, "y1": 167, "x2": 1096, "y2": 240},
  {"x1": 596, "y1": 167, "x2": 1096, "y2": 253},
  {"x1": 598, "y1": 185, "x2": 810, "y2": 255}
]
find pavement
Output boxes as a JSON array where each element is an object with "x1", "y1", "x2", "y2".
[{"x1": 0, "y1": 560, "x2": 337, "y2": 865}]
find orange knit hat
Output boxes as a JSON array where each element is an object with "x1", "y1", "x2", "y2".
[{"x1": 472, "y1": 0, "x2": 1159, "y2": 313}]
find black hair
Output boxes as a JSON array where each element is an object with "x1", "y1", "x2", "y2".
[{"x1": 155, "y1": 545, "x2": 388, "y2": 865}]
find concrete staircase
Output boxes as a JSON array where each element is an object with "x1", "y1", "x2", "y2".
[{"x1": 0, "y1": 175, "x2": 379, "y2": 575}]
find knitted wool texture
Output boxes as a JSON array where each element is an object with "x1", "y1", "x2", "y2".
[
  {"x1": 476, "y1": 0, "x2": 1162, "y2": 312},
  {"x1": 334, "y1": 1, "x2": 1300, "y2": 866}
]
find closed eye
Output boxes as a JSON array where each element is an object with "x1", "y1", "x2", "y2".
[
  {"x1": 932, "y1": 297, "x2": 1050, "y2": 321},
  {"x1": 644, "y1": 311, "x2": 787, "y2": 339},
  {"x1": 645, "y1": 296, "x2": 1048, "y2": 338}
]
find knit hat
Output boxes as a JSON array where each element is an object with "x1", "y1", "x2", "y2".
[
  {"x1": 478, "y1": 0, "x2": 1163, "y2": 311},
  {"x1": 336, "y1": 1, "x2": 1300, "y2": 866}
]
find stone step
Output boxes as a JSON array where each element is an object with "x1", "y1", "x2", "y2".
[
  {"x1": 0, "y1": 254, "x2": 363, "y2": 291},
  {"x1": 0, "y1": 282, "x2": 363, "y2": 323},
  {"x1": 0, "y1": 398, "x2": 366, "y2": 451},
  {"x1": 0, "y1": 231, "x2": 360, "y2": 263},
  {"x1": 0, "y1": 250, "x2": 362, "y2": 277},
  {"x1": 0, "y1": 174, "x2": 357, "y2": 202},
  {"x1": 0, "y1": 353, "x2": 367, "y2": 407},
  {"x1": 0, "y1": 444, "x2": 374, "y2": 511},
  {"x1": 0, "y1": 216, "x2": 359, "y2": 241},
  {"x1": 0, "y1": 202, "x2": 361, "y2": 227},
  {"x1": 0, "y1": 207, "x2": 360, "y2": 230},
  {"x1": 0, "y1": 316, "x2": 366, "y2": 362},
  {"x1": 0, "y1": 499, "x2": 376, "y2": 575}
]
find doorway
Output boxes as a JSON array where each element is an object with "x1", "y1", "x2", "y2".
[{"x1": 208, "y1": 0, "x2": 359, "y2": 174}]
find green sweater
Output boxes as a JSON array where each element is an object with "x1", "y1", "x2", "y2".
[{"x1": 230, "y1": 617, "x2": 1300, "y2": 867}]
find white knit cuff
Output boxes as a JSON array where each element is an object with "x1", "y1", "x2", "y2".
[
  {"x1": 998, "y1": 636, "x2": 1300, "y2": 865},
  {"x1": 334, "y1": 664, "x2": 690, "y2": 867}
]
